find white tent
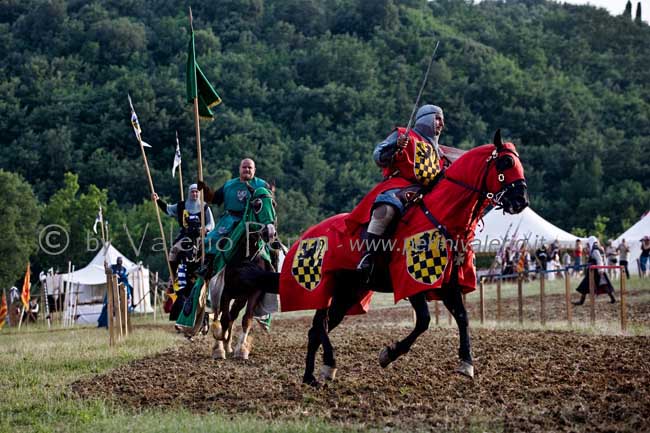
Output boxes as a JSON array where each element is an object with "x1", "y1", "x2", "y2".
[
  {"x1": 614, "y1": 212, "x2": 650, "y2": 272},
  {"x1": 473, "y1": 207, "x2": 583, "y2": 252},
  {"x1": 47, "y1": 243, "x2": 153, "y2": 324}
]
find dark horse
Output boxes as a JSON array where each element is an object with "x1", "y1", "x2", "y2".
[
  {"x1": 276, "y1": 130, "x2": 528, "y2": 386},
  {"x1": 204, "y1": 185, "x2": 279, "y2": 360}
]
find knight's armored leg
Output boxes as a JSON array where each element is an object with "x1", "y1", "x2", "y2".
[{"x1": 357, "y1": 204, "x2": 397, "y2": 283}]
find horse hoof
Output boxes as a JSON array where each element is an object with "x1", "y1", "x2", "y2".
[
  {"x1": 212, "y1": 348, "x2": 226, "y2": 359},
  {"x1": 235, "y1": 349, "x2": 250, "y2": 360},
  {"x1": 318, "y1": 365, "x2": 337, "y2": 382},
  {"x1": 226, "y1": 343, "x2": 234, "y2": 354},
  {"x1": 302, "y1": 375, "x2": 321, "y2": 388},
  {"x1": 454, "y1": 361, "x2": 474, "y2": 379},
  {"x1": 379, "y1": 344, "x2": 396, "y2": 368}
]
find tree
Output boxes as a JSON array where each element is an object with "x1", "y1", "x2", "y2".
[
  {"x1": 0, "y1": 170, "x2": 40, "y2": 288},
  {"x1": 624, "y1": 0, "x2": 632, "y2": 19},
  {"x1": 37, "y1": 172, "x2": 110, "y2": 271},
  {"x1": 635, "y1": 2, "x2": 642, "y2": 23}
]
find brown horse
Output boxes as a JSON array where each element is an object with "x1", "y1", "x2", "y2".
[
  {"x1": 277, "y1": 130, "x2": 529, "y2": 386},
  {"x1": 207, "y1": 185, "x2": 279, "y2": 360}
]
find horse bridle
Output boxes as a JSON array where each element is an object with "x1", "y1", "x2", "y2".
[{"x1": 442, "y1": 146, "x2": 525, "y2": 210}]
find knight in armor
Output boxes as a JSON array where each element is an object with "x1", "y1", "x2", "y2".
[
  {"x1": 356, "y1": 104, "x2": 447, "y2": 280},
  {"x1": 153, "y1": 183, "x2": 215, "y2": 280}
]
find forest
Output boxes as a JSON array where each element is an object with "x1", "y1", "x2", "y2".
[{"x1": 1, "y1": 0, "x2": 649, "y2": 285}]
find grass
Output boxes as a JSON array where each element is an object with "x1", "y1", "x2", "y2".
[{"x1": 0, "y1": 318, "x2": 356, "y2": 433}]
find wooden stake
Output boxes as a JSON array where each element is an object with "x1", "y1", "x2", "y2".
[
  {"x1": 517, "y1": 276, "x2": 523, "y2": 324},
  {"x1": 114, "y1": 276, "x2": 123, "y2": 340},
  {"x1": 588, "y1": 267, "x2": 596, "y2": 326},
  {"x1": 153, "y1": 271, "x2": 158, "y2": 322},
  {"x1": 565, "y1": 268, "x2": 572, "y2": 325},
  {"x1": 539, "y1": 276, "x2": 546, "y2": 326},
  {"x1": 496, "y1": 279, "x2": 502, "y2": 323},
  {"x1": 121, "y1": 283, "x2": 129, "y2": 337},
  {"x1": 620, "y1": 267, "x2": 627, "y2": 332},
  {"x1": 107, "y1": 269, "x2": 115, "y2": 347},
  {"x1": 479, "y1": 279, "x2": 485, "y2": 324}
]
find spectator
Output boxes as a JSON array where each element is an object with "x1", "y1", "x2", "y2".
[
  {"x1": 573, "y1": 236, "x2": 616, "y2": 305},
  {"x1": 618, "y1": 239, "x2": 631, "y2": 279},
  {"x1": 640, "y1": 236, "x2": 650, "y2": 276},
  {"x1": 605, "y1": 239, "x2": 619, "y2": 279},
  {"x1": 502, "y1": 246, "x2": 514, "y2": 276},
  {"x1": 573, "y1": 239, "x2": 584, "y2": 275},
  {"x1": 535, "y1": 244, "x2": 549, "y2": 280},
  {"x1": 562, "y1": 250, "x2": 572, "y2": 271}
]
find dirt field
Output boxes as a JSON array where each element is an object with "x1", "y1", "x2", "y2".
[{"x1": 72, "y1": 304, "x2": 650, "y2": 433}]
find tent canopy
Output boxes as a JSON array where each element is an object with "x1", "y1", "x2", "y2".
[
  {"x1": 52, "y1": 243, "x2": 153, "y2": 315},
  {"x1": 473, "y1": 207, "x2": 582, "y2": 252},
  {"x1": 614, "y1": 212, "x2": 650, "y2": 266},
  {"x1": 62, "y1": 243, "x2": 138, "y2": 285}
]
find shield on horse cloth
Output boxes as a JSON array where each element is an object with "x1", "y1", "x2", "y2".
[
  {"x1": 291, "y1": 237, "x2": 328, "y2": 291},
  {"x1": 404, "y1": 229, "x2": 448, "y2": 284}
]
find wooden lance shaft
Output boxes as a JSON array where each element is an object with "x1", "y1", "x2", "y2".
[
  {"x1": 178, "y1": 162, "x2": 184, "y2": 202},
  {"x1": 193, "y1": 95, "x2": 206, "y2": 264},
  {"x1": 138, "y1": 140, "x2": 175, "y2": 280}
]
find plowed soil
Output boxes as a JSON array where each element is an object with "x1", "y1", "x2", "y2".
[{"x1": 72, "y1": 303, "x2": 650, "y2": 432}]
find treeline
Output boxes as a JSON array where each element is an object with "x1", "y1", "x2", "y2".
[{"x1": 1, "y1": 0, "x2": 649, "y2": 284}]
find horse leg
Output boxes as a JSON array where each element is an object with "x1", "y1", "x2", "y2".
[
  {"x1": 226, "y1": 298, "x2": 246, "y2": 354},
  {"x1": 379, "y1": 291, "x2": 430, "y2": 368},
  {"x1": 308, "y1": 283, "x2": 363, "y2": 385},
  {"x1": 234, "y1": 291, "x2": 263, "y2": 360},
  {"x1": 442, "y1": 282, "x2": 474, "y2": 379},
  {"x1": 315, "y1": 292, "x2": 353, "y2": 383}
]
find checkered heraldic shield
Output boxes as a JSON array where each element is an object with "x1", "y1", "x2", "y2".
[
  {"x1": 292, "y1": 237, "x2": 328, "y2": 291},
  {"x1": 413, "y1": 140, "x2": 440, "y2": 186},
  {"x1": 405, "y1": 229, "x2": 448, "y2": 284}
]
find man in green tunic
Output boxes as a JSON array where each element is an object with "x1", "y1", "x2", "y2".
[
  {"x1": 199, "y1": 158, "x2": 270, "y2": 255},
  {"x1": 198, "y1": 158, "x2": 274, "y2": 330}
]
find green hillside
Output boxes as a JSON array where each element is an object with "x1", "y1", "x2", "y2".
[{"x1": 1, "y1": 0, "x2": 649, "y2": 278}]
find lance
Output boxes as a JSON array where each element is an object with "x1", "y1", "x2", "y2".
[
  {"x1": 405, "y1": 41, "x2": 440, "y2": 135},
  {"x1": 402, "y1": 41, "x2": 441, "y2": 155},
  {"x1": 128, "y1": 94, "x2": 175, "y2": 280},
  {"x1": 189, "y1": 7, "x2": 206, "y2": 264}
]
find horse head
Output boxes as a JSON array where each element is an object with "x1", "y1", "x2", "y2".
[
  {"x1": 486, "y1": 129, "x2": 529, "y2": 214},
  {"x1": 445, "y1": 129, "x2": 528, "y2": 217},
  {"x1": 243, "y1": 185, "x2": 277, "y2": 244}
]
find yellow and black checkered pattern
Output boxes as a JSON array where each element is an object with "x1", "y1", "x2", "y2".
[
  {"x1": 292, "y1": 237, "x2": 327, "y2": 291},
  {"x1": 406, "y1": 230, "x2": 448, "y2": 284},
  {"x1": 413, "y1": 140, "x2": 440, "y2": 186}
]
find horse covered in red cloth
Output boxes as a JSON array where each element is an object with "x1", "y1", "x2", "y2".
[{"x1": 279, "y1": 130, "x2": 528, "y2": 386}]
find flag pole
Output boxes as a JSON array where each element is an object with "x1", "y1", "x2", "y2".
[
  {"x1": 190, "y1": 8, "x2": 206, "y2": 264},
  {"x1": 175, "y1": 130, "x2": 185, "y2": 201},
  {"x1": 128, "y1": 95, "x2": 175, "y2": 281},
  {"x1": 178, "y1": 160, "x2": 185, "y2": 201},
  {"x1": 100, "y1": 206, "x2": 106, "y2": 245}
]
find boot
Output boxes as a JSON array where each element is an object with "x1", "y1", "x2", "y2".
[
  {"x1": 572, "y1": 294, "x2": 586, "y2": 306},
  {"x1": 609, "y1": 293, "x2": 616, "y2": 304},
  {"x1": 357, "y1": 233, "x2": 385, "y2": 285}
]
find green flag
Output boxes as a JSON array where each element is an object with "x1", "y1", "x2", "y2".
[{"x1": 186, "y1": 30, "x2": 222, "y2": 119}]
